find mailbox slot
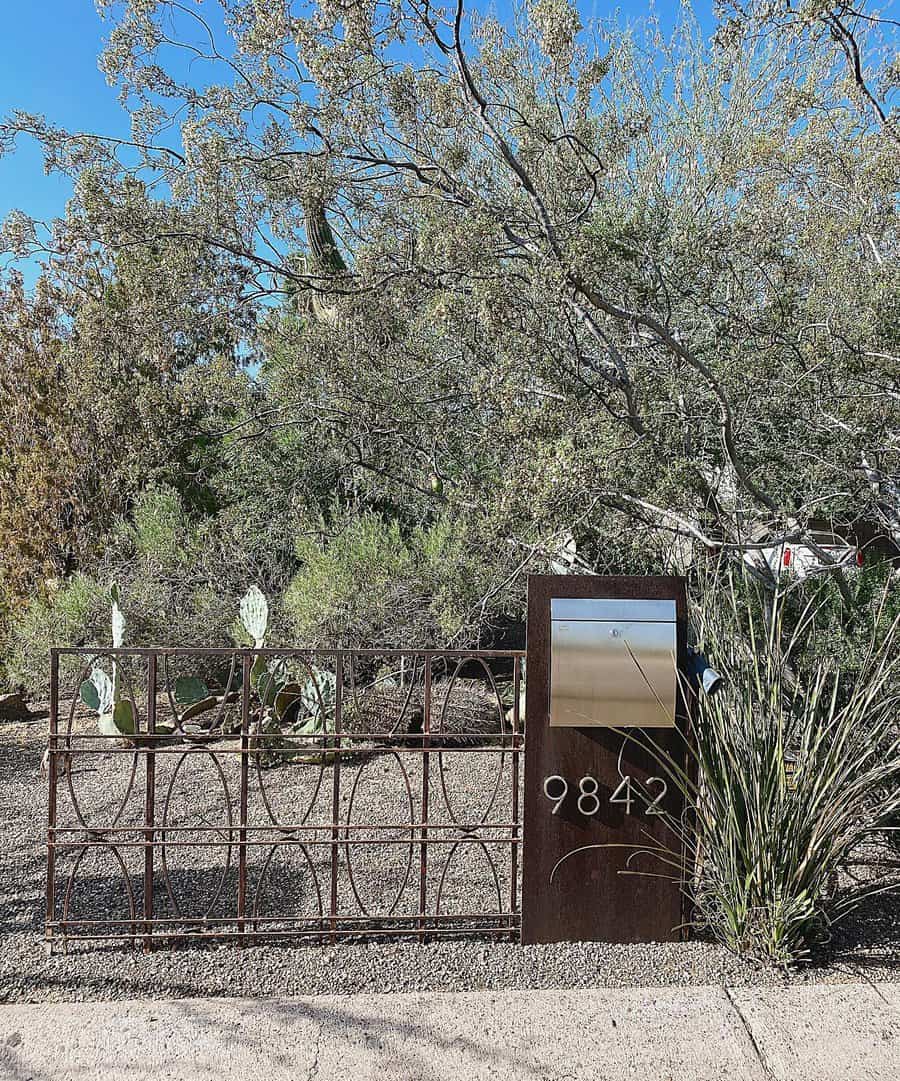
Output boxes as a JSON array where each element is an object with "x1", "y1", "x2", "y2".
[{"x1": 549, "y1": 598, "x2": 676, "y2": 728}]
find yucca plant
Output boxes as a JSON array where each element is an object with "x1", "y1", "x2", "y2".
[{"x1": 617, "y1": 576, "x2": 900, "y2": 964}]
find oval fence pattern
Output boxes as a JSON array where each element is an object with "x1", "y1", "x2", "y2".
[{"x1": 45, "y1": 647, "x2": 524, "y2": 948}]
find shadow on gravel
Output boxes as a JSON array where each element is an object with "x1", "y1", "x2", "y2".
[
  {"x1": 803, "y1": 873, "x2": 900, "y2": 972},
  {"x1": 0, "y1": 1046, "x2": 56, "y2": 1081},
  {"x1": 0, "y1": 862, "x2": 45, "y2": 934},
  {"x1": 0, "y1": 734, "x2": 44, "y2": 780},
  {"x1": 0, "y1": 735, "x2": 47, "y2": 938},
  {"x1": 1, "y1": 965, "x2": 226, "y2": 1003}
]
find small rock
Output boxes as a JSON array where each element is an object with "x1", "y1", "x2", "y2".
[{"x1": 0, "y1": 692, "x2": 31, "y2": 720}]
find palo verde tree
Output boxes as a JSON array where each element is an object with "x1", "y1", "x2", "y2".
[{"x1": 1, "y1": 1, "x2": 897, "y2": 627}]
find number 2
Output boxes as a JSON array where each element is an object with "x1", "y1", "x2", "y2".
[{"x1": 644, "y1": 776, "x2": 668, "y2": 814}]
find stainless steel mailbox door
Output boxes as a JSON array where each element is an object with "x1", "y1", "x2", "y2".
[{"x1": 549, "y1": 598, "x2": 676, "y2": 727}]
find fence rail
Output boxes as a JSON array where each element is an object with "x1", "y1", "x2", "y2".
[{"x1": 47, "y1": 647, "x2": 524, "y2": 949}]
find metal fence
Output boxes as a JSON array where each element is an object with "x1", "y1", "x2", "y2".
[{"x1": 46, "y1": 648, "x2": 524, "y2": 950}]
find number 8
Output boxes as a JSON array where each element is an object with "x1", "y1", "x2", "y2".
[{"x1": 577, "y1": 775, "x2": 601, "y2": 816}]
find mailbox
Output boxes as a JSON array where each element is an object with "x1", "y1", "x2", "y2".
[
  {"x1": 523, "y1": 576, "x2": 689, "y2": 945},
  {"x1": 549, "y1": 597, "x2": 677, "y2": 728}
]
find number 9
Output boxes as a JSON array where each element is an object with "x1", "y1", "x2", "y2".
[{"x1": 543, "y1": 775, "x2": 568, "y2": 815}]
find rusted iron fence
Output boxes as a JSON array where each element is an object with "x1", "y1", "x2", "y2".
[{"x1": 46, "y1": 648, "x2": 524, "y2": 950}]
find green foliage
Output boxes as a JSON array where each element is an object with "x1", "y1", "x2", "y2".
[
  {"x1": 636, "y1": 577, "x2": 900, "y2": 964},
  {"x1": 256, "y1": 665, "x2": 342, "y2": 766},
  {"x1": 63, "y1": 585, "x2": 137, "y2": 736},
  {"x1": 285, "y1": 513, "x2": 411, "y2": 645},
  {"x1": 296, "y1": 667, "x2": 337, "y2": 727},
  {"x1": 130, "y1": 486, "x2": 191, "y2": 566},
  {"x1": 1, "y1": 2, "x2": 898, "y2": 730},
  {"x1": 7, "y1": 575, "x2": 108, "y2": 694},
  {"x1": 0, "y1": 274, "x2": 80, "y2": 610},
  {"x1": 284, "y1": 510, "x2": 497, "y2": 647},
  {"x1": 80, "y1": 667, "x2": 112, "y2": 714},
  {"x1": 173, "y1": 676, "x2": 211, "y2": 705},
  {"x1": 109, "y1": 699, "x2": 136, "y2": 736},
  {"x1": 5, "y1": 484, "x2": 297, "y2": 695},
  {"x1": 785, "y1": 561, "x2": 900, "y2": 679}
]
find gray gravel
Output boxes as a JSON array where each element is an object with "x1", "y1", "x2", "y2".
[{"x1": 2, "y1": 712, "x2": 899, "y2": 1005}]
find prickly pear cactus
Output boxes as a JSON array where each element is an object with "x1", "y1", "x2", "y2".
[
  {"x1": 80, "y1": 666, "x2": 113, "y2": 716},
  {"x1": 240, "y1": 586, "x2": 269, "y2": 648},
  {"x1": 110, "y1": 583, "x2": 125, "y2": 649},
  {"x1": 78, "y1": 583, "x2": 135, "y2": 737},
  {"x1": 299, "y1": 668, "x2": 337, "y2": 727}
]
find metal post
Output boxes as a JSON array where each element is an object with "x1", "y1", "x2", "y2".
[
  {"x1": 510, "y1": 655, "x2": 521, "y2": 930},
  {"x1": 237, "y1": 654, "x2": 251, "y2": 937},
  {"x1": 143, "y1": 654, "x2": 156, "y2": 951},
  {"x1": 419, "y1": 657, "x2": 431, "y2": 936},
  {"x1": 329, "y1": 655, "x2": 343, "y2": 941},
  {"x1": 45, "y1": 650, "x2": 59, "y2": 952},
  {"x1": 521, "y1": 575, "x2": 688, "y2": 945}
]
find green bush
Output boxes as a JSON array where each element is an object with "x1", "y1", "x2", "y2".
[
  {"x1": 0, "y1": 589, "x2": 12, "y2": 690},
  {"x1": 285, "y1": 512, "x2": 416, "y2": 646},
  {"x1": 5, "y1": 484, "x2": 295, "y2": 697},
  {"x1": 6, "y1": 574, "x2": 109, "y2": 695},
  {"x1": 284, "y1": 509, "x2": 498, "y2": 647},
  {"x1": 129, "y1": 484, "x2": 192, "y2": 567}
]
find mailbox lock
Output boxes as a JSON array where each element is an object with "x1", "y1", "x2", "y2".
[{"x1": 609, "y1": 628, "x2": 619, "y2": 638}]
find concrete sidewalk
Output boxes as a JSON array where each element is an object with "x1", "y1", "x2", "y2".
[{"x1": 1, "y1": 983, "x2": 898, "y2": 1080}]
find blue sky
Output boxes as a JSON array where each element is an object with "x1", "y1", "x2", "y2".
[
  {"x1": 0, "y1": 6, "x2": 124, "y2": 233},
  {"x1": 0, "y1": 1, "x2": 713, "y2": 286}
]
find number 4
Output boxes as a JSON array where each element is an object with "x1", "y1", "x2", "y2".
[{"x1": 610, "y1": 775, "x2": 634, "y2": 814}]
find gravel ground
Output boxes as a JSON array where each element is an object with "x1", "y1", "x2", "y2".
[{"x1": 2, "y1": 709, "x2": 899, "y2": 1005}]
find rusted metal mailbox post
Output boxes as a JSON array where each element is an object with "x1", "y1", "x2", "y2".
[{"x1": 521, "y1": 575, "x2": 691, "y2": 944}]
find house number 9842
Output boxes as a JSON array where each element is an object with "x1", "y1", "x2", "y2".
[{"x1": 542, "y1": 774, "x2": 668, "y2": 816}]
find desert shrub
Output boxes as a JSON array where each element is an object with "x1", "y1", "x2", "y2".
[
  {"x1": 638, "y1": 576, "x2": 900, "y2": 964},
  {"x1": 285, "y1": 512, "x2": 418, "y2": 646},
  {"x1": 129, "y1": 483, "x2": 192, "y2": 566},
  {"x1": 284, "y1": 509, "x2": 500, "y2": 647},
  {"x1": 0, "y1": 587, "x2": 12, "y2": 689},
  {"x1": 5, "y1": 484, "x2": 298, "y2": 696},
  {"x1": 6, "y1": 573, "x2": 110, "y2": 695},
  {"x1": 784, "y1": 561, "x2": 900, "y2": 688},
  {"x1": 415, "y1": 514, "x2": 503, "y2": 641}
]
